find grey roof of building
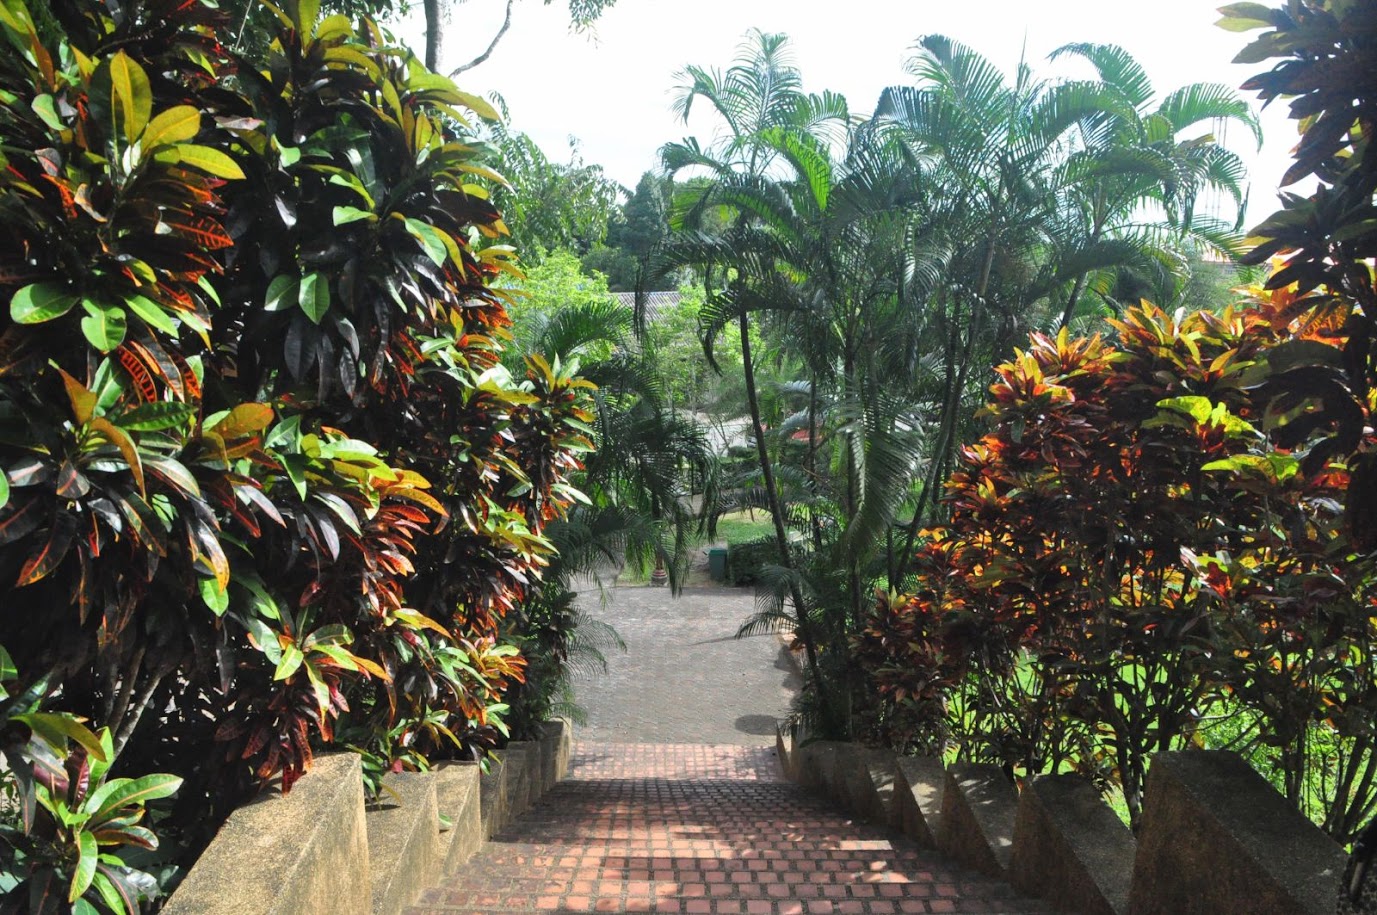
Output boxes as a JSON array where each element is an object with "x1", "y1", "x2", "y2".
[{"x1": 612, "y1": 291, "x2": 681, "y2": 324}]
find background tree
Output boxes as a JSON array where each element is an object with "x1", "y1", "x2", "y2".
[
  {"x1": 217, "y1": 0, "x2": 620, "y2": 74},
  {"x1": 489, "y1": 118, "x2": 623, "y2": 260},
  {"x1": 500, "y1": 259, "x2": 718, "y2": 733},
  {"x1": 583, "y1": 171, "x2": 673, "y2": 291},
  {"x1": 659, "y1": 28, "x2": 852, "y2": 729},
  {"x1": 1047, "y1": 41, "x2": 1261, "y2": 327}
]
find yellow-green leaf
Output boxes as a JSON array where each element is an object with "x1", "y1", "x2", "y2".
[
  {"x1": 391, "y1": 608, "x2": 451, "y2": 637},
  {"x1": 10, "y1": 282, "x2": 79, "y2": 324},
  {"x1": 404, "y1": 218, "x2": 448, "y2": 267},
  {"x1": 30, "y1": 94, "x2": 63, "y2": 130},
  {"x1": 323, "y1": 46, "x2": 381, "y2": 81},
  {"x1": 156, "y1": 144, "x2": 245, "y2": 180},
  {"x1": 299, "y1": 272, "x2": 330, "y2": 323},
  {"x1": 108, "y1": 51, "x2": 152, "y2": 142},
  {"x1": 125, "y1": 293, "x2": 179, "y2": 336},
  {"x1": 141, "y1": 105, "x2": 201, "y2": 149},
  {"x1": 209, "y1": 403, "x2": 275, "y2": 439},
  {"x1": 333, "y1": 205, "x2": 374, "y2": 226},
  {"x1": 264, "y1": 274, "x2": 298, "y2": 311},
  {"x1": 457, "y1": 162, "x2": 511, "y2": 187},
  {"x1": 451, "y1": 89, "x2": 499, "y2": 122},
  {"x1": 295, "y1": 0, "x2": 321, "y2": 34},
  {"x1": 79, "y1": 300, "x2": 127, "y2": 352},
  {"x1": 314, "y1": 12, "x2": 353, "y2": 41}
]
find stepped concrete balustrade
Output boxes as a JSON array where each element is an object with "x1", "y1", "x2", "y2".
[
  {"x1": 504, "y1": 740, "x2": 540, "y2": 817},
  {"x1": 432, "y1": 762, "x2": 482, "y2": 872},
  {"x1": 478, "y1": 747, "x2": 509, "y2": 840},
  {"x1": 160, "y1": 719, "x2": 572, "y2": 915},
  {"x1": 777, "y1": 725, "x2": 1349, "y2": 915},
  {"x1": 536, "y1": 719, "x2": 565, "y2": 793},
  {"x1": 893, "y1": 755, "x2": 945, "y2": 847},
  {"x1": 1127, "y1": 751, "x2": 1345, "y2": 915},
  {"x1": 938, "y1": 763, "x2": 1020, "y2": 879},
  {"x1": 164, "y1": 754, "x2": 370, "y2": 915},
  {"x1": 367, "y1": 771, "x2": 441, "y2": 915},
  {"x1": 856, "y1": 747, "x2": 901, "y2": 829},
  {"x1": 1010, "y1": 774, "x2": 1135, "y2": 915}
]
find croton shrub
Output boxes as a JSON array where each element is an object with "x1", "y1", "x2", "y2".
[
  {"x1": 0, "y1": 0, "x2": 590, "y2": 907},
  {"x1": 856, "y1": 293, "x2": 1377, "y2": 839}
]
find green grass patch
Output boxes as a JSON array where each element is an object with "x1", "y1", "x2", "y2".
[{"x1": 712, "y1": 510, "x2": 775, "y2": 545}]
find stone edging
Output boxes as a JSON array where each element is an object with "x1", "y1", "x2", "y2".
[
  {"x1": 164, "y1": 719, "x2": 573, "y2": 915},
  {"x1": 776, "y1": 725, "x2": 1346, "y2": 915}
]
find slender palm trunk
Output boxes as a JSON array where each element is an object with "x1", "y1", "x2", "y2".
[
  {"x1": 1059, "y1": 223, "x2": 1104, "y2": 329},
  {"x1": 807, "y1": 371, "x2": 824, "y2": 552},
  {"x1": 895, "y1": 227, "x2": 998, "y2": 582},
  {"x1": 1060, "y1": 273, "x2": 1088, "y2": 330},
  {"x1": 740, "y1": 311, "x2": 823, "y2": 690}
]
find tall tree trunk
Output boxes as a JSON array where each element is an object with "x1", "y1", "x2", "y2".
[
  {"x1": 1059, "y1": 272, "x2": 1089, "y2": 330},
  {"x1": 740, "y1": 310, "x2": 824, "y2": 703},
  {"x1": 807, "y1": 370, "x2": 824, "y2": 552},
  {"x1": 1059, "y1": 223, "x2": 1104, "y2": 329},
  {"x1": 424, "y1": 0, "x2": 441, "y2": 71}
]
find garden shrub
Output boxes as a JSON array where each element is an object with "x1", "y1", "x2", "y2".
[
  {"x1": 858, "y1": 299, "x2": 1377, "y2": 837},
  {"x1": 724, "y1": 537, "x2": 774, "y2": 586},
  {"x1": 0, "y1": 0, "x2": 590, "y2": 899}
]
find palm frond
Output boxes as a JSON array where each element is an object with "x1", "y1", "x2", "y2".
[{"x1": 1050, "y1": 42, "x2": 1154, "y2": 109}]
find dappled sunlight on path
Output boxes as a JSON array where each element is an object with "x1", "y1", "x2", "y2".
[{"x1": 408, "y1": 744, "x2": 1049, "y2": 914}]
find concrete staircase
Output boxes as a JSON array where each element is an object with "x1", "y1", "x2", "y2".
[{"x1": 404, "y1": 742, "x2": 1048, "y2": 915}]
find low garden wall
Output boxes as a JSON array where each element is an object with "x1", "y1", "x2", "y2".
[
  {"x1": 164, "y1": 719, "x2": 573, "y2": 915},
  {"x1": 776, "y1": 726, "x2": 1347, "y2": 915}
]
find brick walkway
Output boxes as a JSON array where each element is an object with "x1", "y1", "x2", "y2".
[{"x1": 407, "y1": 743, "x2": 1048, "y2": 915}]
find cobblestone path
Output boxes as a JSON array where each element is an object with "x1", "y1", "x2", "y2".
[{"x1": 407, "y1": 583, "x2": 1047, "y2": 914}]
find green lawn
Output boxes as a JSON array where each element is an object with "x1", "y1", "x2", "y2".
[{"x1": 711, "y1": 510, "x2": 775, "y2": 545}]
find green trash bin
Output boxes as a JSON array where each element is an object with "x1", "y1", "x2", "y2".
[{"x1": 708, "y1": 547, "x2": 728, "y2": 582}]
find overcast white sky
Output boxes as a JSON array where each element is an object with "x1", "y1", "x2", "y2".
[{"x1": 392, "y1": 0, "x2": 1297, "y2": 221}]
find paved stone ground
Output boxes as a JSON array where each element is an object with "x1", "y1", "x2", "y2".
[
  {"x1": 568, "y1": 585, "x2": 799, "y2": 745},
  {"x1": 406, "y1": 582, "x2": 1048, "y2": 915}
]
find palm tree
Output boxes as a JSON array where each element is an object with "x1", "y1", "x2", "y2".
[
  {"x1": 502, "y1": 293, "x2": 718, "y2": 733},
  {"x1": 1047, "y1": 42, "x2": 1262, "y2": 327},
  {"x1": 873, "y1": 36, "x2": 1131, "y2": 579},
  {"x1": 653, "y1": 32, "x2": 1260, "y2": 738},
  {"x1": 658, "y1": 31, "x2": 850, "y2": 722}
]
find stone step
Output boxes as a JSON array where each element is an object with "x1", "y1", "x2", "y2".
[
  {"x1": 368, "y1": 771, "x2": 443, "y2": 915},
  {"x1": 406, "y1": 744, "x2": 1050, "y2": 915}
]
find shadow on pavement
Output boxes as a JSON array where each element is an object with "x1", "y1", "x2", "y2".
[{"x1": 733, "y1": 713, "x2": 780, "y2": 736}]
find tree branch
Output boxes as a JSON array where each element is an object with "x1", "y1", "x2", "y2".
[
  {"x1": 448, "y1": 0, "x2": 516, "y2": 76},
  {"x1": 112, "y1": 662, "x2": 172, "y2": 757}
]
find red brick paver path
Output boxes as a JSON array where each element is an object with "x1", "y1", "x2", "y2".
[{"x1": 407, "y1": 743, "x2": 1048, "y2": 915}]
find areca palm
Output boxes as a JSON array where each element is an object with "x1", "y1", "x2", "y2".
[
  {"x1": 1048, "y1": 42, "x2": 1262, "y2": 326},
  {"x1": 664, "y1": 38, "x2": 958, "y2": 735},
  {"x1": 659, "y1": 31, "x2": 851, "y2": 721},
  {"x1": 874, "y1": 36, "x2": 1128, "y2": 578},
  {"x1": 871, "y1": 37, "x2": 1259, "y2": 577},
  {"x1": 502, "y1": 295, "x2": 718, "y2": 732},
  {"x1": 655, "y1": 32, "x2": 1260, "y2": 738}
]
